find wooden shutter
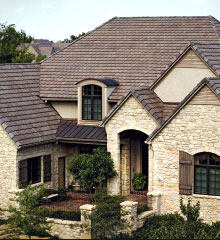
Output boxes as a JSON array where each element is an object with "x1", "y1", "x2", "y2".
[
  {"x1": 179, "y1": 151, "x2": 193, "y2": 195},
  {"x1": 43, "y1": 155, "x2": 51, "y2": 182},
  {"x1": 19, "y1": 159, "x2": 28, "y2": 188}
]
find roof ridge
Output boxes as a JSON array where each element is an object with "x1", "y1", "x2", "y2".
[
  {"x1": 40, "y1": 16, "x2": 118, "y2": 63},
  {"x1": 209, "y1": 15, "x2": 220, "y2": 43},
  {"x1": 117, "y1": 16, "x2": 211, "y2": 19}
]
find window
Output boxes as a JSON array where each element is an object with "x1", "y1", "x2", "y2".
[
  {"x1": 19, "y1": 155, "x2": 52, "y2": 188},
  {"x1": 82, "y1": 85, "x2": 102, "y2": 120},
  {"x1": 194, "y1": 152, "x2": 220, "y2": 196}
]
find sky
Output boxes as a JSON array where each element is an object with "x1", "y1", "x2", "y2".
[{"x1": 1, "y1": 0, "x2": 220, "y2": 42}]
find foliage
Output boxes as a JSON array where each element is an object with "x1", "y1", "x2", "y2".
[
  {"x1": 133, "y1": 213, "x2": 185, "y2": 239},
  {"x1": 90, "y1": 195, "x2": 125, "y2": 239},
  {"x1": 0, "y1": 219, "x2": 7, "y2": 225},
  {"x1": 67, "y1": 148, "x2": 117, "y2": 194},
  {"x1": 180, "y1": 197, "x2": 200, "y2": 222},
  {"x1": 132, "y1": 198, "x2": 220, "y2": 239},
  {"x1": 0, "y1": 23, "x2": 32, "y2": 63},
  {"x1": 35, "y1": 54, "x2": 47, "y2": 62},
  {"x1": 137, "y1": 205, "x2": 150, "y2": 215},
  {"x1": 63, "y1": 32, "x2": 86, "y2": 42},
  {"x1": 40, "y1": 208, "x2": 80, "y2": 221},
  {"x1": 92, "y1": 188, "x2": 109, "y2": 203},
  {"x1": 12, "y1": 48, "x2": 35, "y2": 63},
  {"x1": 132, "y1": 173, "x2": 147, "y2": 191},
  {"x1": 7, "y1": 185, "x2": 51, "y2": 239}
]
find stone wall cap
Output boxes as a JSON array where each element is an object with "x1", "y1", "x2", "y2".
[
  {"x1": 147, "y1": 191, "x2": 161, "y2": 197},
  {"x1": 120, "y1": 201, "x2": 138, "y2": 207},
  {"x1": 80, "y1": 204, "x2": 96, "y2": 211},
  {"x1": 46, "y1": 217, "x2": 80, "y2": 225}
]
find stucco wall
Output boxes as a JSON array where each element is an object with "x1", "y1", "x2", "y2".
[
  {"x1": 105, "y1": 96, "x2": 158, "y2": 194},
  {"x1": 0, "y1": 124, "x2": 18, "y2": 210},
  {"x1": 154, "y1": 50, "x2": 216, "y2": 102},
  {"x1": 51, "y1": 101, "x2": 78, "y2": 119},
  {"x1": 151, "y1": 89, "x2": 220, "y2": 222}
]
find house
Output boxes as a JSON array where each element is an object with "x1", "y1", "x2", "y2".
[
  {"x1": 20, "y1": 39, "x2": 69, "y2": 61},
  {"x1": 1, "y1": 16, "x2": 220, "y2": 222}
]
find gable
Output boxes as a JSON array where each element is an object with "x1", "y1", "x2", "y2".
[
  {"x1": 105, "y1": 95, "x2": 158, "y2": 136},
  {"x1": 189, "y1": 85, "x2": 220, "y2": 106},
  {"x1": 154, "y1": 49, "x2": 216, "y2": 103}
]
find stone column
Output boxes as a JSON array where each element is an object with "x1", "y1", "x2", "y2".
[
  {"x1": 120, "y1": 201, "x2": 138, "y2": 234},
  {"x1": 80, "y1": 204, "x2": 96, "y2": 239},
  {"x1": 147, "y1": 192, "x2": 161, "y2": 214},
  {"x1": 107, "y1": 132, "x2": 121, "y2": 195}
]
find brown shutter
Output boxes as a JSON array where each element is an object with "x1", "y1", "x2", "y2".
[
  {"x1": 179, "y1": 151, "x2": 193, "y2": 195},
  {"x1": 19, "y1": 159, "x2": 28, "y2": 188},
  {"x1": 43, "y1": 155, "x2": 51, "y2": 182}
]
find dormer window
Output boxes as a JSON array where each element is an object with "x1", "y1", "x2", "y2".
[{"x1": 82, "y1": 85, "x2": 102, "y2": 120}]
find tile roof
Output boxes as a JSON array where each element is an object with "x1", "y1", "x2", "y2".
[
  {"x1": 131, "y1": 88, "x2": 164, "y2": 123},
  {"x1": 102, "y1": 87, "x2": 165, "y2": 125},
  {"x1": 56, "y1": 119, "x2": 106, "y2": 142},
  {"x1": 40, "y1": 16, "x2": 220, "y2": 100},
  {"x1": 0, "y1": 63, "x2": 60, "y2": 147},
  {"x1": 147, "y1": 77, "x2": 220, "y2": 142}
]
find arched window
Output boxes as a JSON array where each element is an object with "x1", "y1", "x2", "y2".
[
  {"x1": 194, "y1": 152, "x2": 220, "y2": 196},
  {"x1": 82, "y1": 85, "x2": 102, "y2": 120}
]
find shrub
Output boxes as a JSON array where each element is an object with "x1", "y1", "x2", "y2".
[
  {"x1": 132, "y1": 198, "x2": 218, "y2": 239},
  {"x1": 137, "y1": 205, "x2": 150, "y2": 215},
  {"x1": 7, "y1": 185, "x2": 51, "y2": 238},
  {"x1": 67, "y1": 148, "x2": 117, "y2": 194},
  {"x1": 91, "y1": 195, "x2": 125, "y2": 239},
  {"x1": 132, "y1": 173, "x2": 147, "y2": 191},
  {"x1": 40, "y1": 208, "x2": 81, "y2": 221},
  {"x1": 133, "y1": 213, "x2": 185, "y2": 239}
]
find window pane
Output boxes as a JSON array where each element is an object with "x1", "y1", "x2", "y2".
[
  {"x1": 194, "y1": 167, "x2": 207, "y2": 194},
  {"x1": 82, "y1": 85, "x2": 102, "y2": 120},
  {"x1": 27, "y1": 157, "x2": 41, "y2": 184}
]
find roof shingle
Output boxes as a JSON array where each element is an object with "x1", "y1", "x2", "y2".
[
  {"x1": 40, "y1": 16, "x2": 220, "y2": 100},
  {"x1": 0, "y1": 63, "x2": 61, "y2": 147}
]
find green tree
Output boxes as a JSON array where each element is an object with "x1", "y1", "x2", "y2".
[
  {"x1": 12, "y1": 48, "x2": 35, "y2": 63},
  {"x1": 63, "y1": 32, "x2": 86, "y2": 43},
  {"x1": 7, "y1": 185, "x2": 50, "y2": 239},
  {"x1": 0, "y1": 23, "x2": 33, "y2": 63},
  {"x1": 35, "y1": 54, "x2": 47, "y2": 62},
  {"x1": 67, "y1": 148, "x2": 117, "y2": 195}
]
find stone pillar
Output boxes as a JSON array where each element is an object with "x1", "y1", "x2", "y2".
[
  {"x1": 107, "y1": 133, "x2": 121, "y2": 195},
  {"x1": 121, "y1": 138, "x2": 130, "y2": 196},
  {"x1": 148, "y1": 144, "x2": 154, "y2": 192},
  {"x1": 147, "y1": 192, "x2": 161, "y2": 214},
  {"x1": 120, "y1": 201, "x2": 138, "y2": 234},
  {"x1": 80, "y1": 204, "x2": 96, "y2": 239}
]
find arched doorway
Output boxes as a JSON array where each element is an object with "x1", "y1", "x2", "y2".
[{"x1": 119, "y1": 130, "x2": 148, "y2": 196}]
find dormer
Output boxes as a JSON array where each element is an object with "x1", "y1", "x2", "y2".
[{"x1": 76, "y1": 78, "x2": 119, "y2": 125}]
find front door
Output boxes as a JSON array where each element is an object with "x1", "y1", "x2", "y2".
[{"x1": 58, "y1": 157, "x2": 65, "y2": 189}]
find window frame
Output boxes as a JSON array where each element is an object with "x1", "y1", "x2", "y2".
[
  {"x1": 194, "y1": 152, "x2": 220, "y2": 196},
  {"x1": 82, "y1": 84, "x2": 102, "y2": 121}
]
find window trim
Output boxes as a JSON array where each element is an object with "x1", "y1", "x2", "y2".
[
  {"x1": 194, "y1": 152, "x2": 220, "y2": 196},
  {"x1": 82, "y1": 84, "x2": 102, "y2": 121}
]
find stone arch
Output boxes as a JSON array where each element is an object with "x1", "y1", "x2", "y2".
[{"x1": 119, "y1": 129, "x2": 149, "y2": 196}]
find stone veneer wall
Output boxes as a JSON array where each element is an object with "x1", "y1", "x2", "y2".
[
  {"x1": 0, "y1": 124, "x2": 18, "y2": 210},
  {"x1": 105, "y1": 96, "x2": 158, "y2": 195},
  {"x1": 151, "y1": 103, "x2": 220, "y2": 223},
  {"x1": 0, "y1": 139, "x2": 78, "y2": 211}
]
